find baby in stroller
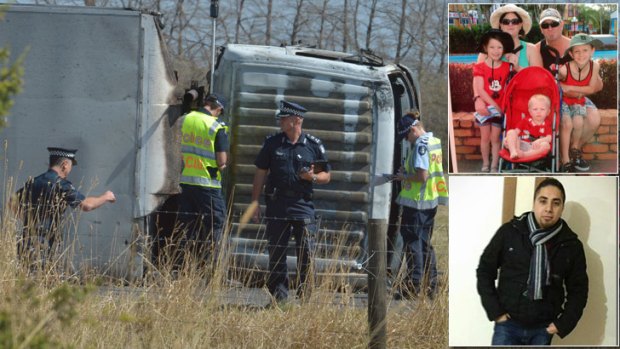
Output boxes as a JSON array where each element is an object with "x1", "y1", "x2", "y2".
[{"x1": 503, "y1": 94, "x2": 552, "y2": 159}]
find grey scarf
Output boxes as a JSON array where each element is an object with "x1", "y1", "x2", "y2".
[{"x1": 527, "y1": 212, "x2": 563, "y2": 300}]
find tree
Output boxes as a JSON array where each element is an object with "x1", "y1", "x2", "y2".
[
  {"x1": 317, "y1": 0, "x2": 329, "y2": 49},
  {"x1": 290, "y1": 0, "x2": 305, "y2": 44},
  {"x1": 577, "y1": 5, "x2": 601, "y2": 34},
  {"x1": 342, "y1": 0, "x2": 349, "y2": 51},
  {"x1": 234, "y1": 0, "x2": 245, "y2": 44},
  {"x1": 265, "y1": 0, "x2": 272, "y2": 45},
  {"x1": 364, "y1": 0, "x2": 378, "y2": 49},
  {"x1": 0, "y1": 9, "x2": 27, "y2": 128},
  {"x1": 394, "y1": 0, "x2": 406, "y2": 63}
]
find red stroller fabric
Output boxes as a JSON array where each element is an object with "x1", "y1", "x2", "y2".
[{"x1": 498, "y1": 66, "x2": 560, "y2": 169}]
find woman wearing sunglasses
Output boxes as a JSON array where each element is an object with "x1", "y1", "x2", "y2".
[{"x1": 477, "y1": 4, "x2": 543, "y2": 72}]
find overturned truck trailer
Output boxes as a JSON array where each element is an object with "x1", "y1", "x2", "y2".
[
  {"x1": 0, "y1": 5, "x2": 179, "y2": 279},
  {"x1": 212, "y1": 44, "x2": 420, "y2": 286}
]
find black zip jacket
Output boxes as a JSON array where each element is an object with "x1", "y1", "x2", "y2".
[{"x1": 476, "y1": 212, "x2": 588, "y2": 338}]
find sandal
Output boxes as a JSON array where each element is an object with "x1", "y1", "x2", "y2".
[
  {"x1": 481, "y1": 166, "x2": 490, "y2": 173},
  {"x1": 491, "y1": 166, "x2": 499, "y2": 173}
]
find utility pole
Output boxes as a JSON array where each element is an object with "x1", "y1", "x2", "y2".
[
  {"x1": 367, "y1": 219, "x2": 387, "y2": 349},
  {"x1": 209, "y1": 0, "x2": 219, "y2": 93}
]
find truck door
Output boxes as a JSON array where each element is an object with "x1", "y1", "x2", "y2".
[{"x1": 387, "y1": 71, "x2": 419, "y2": 274}]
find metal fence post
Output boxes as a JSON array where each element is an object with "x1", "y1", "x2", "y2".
[{"x1": 368, "y1": 219, "x2": 387, "y2": 349}]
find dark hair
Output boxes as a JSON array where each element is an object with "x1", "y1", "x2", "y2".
[
  {"x1": 205, "y1": 96, "x2": 221, "y2": 111},
  {"x1": 49, "y1": 156, "x2": 69, "y2": 167},
  {"x1": 534, "y1": 178, "x2": 566, "y2": 204},
  {"x1": 500, "y1": 12, "x2": 525, "y2": 38}
]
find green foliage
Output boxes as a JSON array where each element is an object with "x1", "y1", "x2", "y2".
[
  {"x1": 49, "y1": 283, "x2": 93, "y2": 325},
  {"x1": 0, "y1": 47, "x2": 27, "y2": 128},
  {"x1": 0, "y1": 279, "x2": 92, "y2": 348},
  {"x1": 524, "y1": 25, "x2": 544, "y2": 45},
  {"x1": 0, "y1": 5, "x2": 27, "y2": 129},
  {"x1": 449, "y1": 24, "x2": 491, "y2": 54},
  {"x1": 590, "y1": 59, "x2": 618, "y2": 109},
  {"x1": 449, "y1": 24, "x2": 545, "y2": 55}
]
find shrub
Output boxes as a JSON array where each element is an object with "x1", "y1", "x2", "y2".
[
  {"x1": 449, "y1": 59, "x2": 618, "y2": 112},
  {"x1": 449, "y1": 24, "x2": 491, "y2": 54},
  {"x1": 524, "y1": 25, "x2": 544, "y2": 45},
  {"x1": 449, "y1": 24, "x2": 544, "y2": 55},
  {"x1": 449, "y1": 63, "x2": 475, "y2": 112},
  {"x1": 590, "y1": 59, "x2": 617, "y2": 109}
]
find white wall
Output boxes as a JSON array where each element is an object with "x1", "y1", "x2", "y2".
[
  {"x1": 449, "y1": 176, "x2": 618, "y2": 346},
  {"x1": 449, "y1": 176, "x2": 504, "y2": 347}
]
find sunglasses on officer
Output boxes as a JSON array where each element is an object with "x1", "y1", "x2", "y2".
[
  {"x1": 540, "y1": 21, "x2": 560, "y2": 29},
  {"x1": 501, "y1": 18, "x2": 522, "y2": 26}
]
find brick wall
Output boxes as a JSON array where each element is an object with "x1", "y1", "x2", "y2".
[{"x1": 452, "y1": 109, "x2": 618, "y2": 161}]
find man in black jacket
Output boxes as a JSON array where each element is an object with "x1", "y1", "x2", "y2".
[{"x1": 477, "y1": 178, "x2": 588, "y2": 345}]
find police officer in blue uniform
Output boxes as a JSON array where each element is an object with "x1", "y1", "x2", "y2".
[
  {"x1": 13, "y1": 147, "x2": 116, "y2": 269},
  {"x1": 251, "y1": 100, "x2": 331, "y2": 301}
]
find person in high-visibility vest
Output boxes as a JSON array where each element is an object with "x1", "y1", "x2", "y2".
[
  {"x1": 178, "y1": 93, "x2": 229, "y2": 269},
  {"x1": 393, "y1": 112, "x2": 448, "y2": 300}
]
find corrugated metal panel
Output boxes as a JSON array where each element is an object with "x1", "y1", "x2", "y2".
[{"x1": 214, "y1": 45, "x2": 406, "y2": 278}]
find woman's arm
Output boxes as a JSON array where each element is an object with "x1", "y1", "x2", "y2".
[{"x1": 526, "y1": 43, "x2": 543, "y2": 67}]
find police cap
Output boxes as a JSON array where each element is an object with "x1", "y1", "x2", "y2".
[
  {"x1": 276, "y1": 100, "x2": 307, "y2": 119},
  {"x1": 396, "y1": 115, "x2": 420, "y2": 142},
  {"x1": 48, "y1": 147, "x2": 78, "y2": 165},
  {"x1": 206, "y1": 93, "x2": 226, "y2": 111}
]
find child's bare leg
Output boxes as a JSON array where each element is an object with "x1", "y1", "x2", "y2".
[
  {"x1": 504, "y1": 129, "x2": 520, "y2": 158},
  {"x1": 560, "y1": 115, "x2": 573, "y2": 164},
  {"x1": 490, "y1": 126, "x2": 501, "y2": 169},
  {"x1": 523, "y1": 142, "x2": 551, "y2": 158},
  {"x1": 480, "y1": 124, "x2": 491, "y2": 170},
  {"x1": 570, "y1": 114, "x2": 585, "y2": 151},
  {"x1": 577, "y1": 107, "x2": 601, "y2": 149}
]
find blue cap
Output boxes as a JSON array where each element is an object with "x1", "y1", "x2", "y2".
[
  {"x1": 48, "y1": 147, "x2": 78, "y2": 165},
  {"x1": 206, "y1": 93, "x2": 226, "y2": 110},
  {"x1": 396, "y1": 115, "x2": 420, "y2": 142},
  {"x1": 276, "y1": 100, "x2": 307, "y2": 118}
]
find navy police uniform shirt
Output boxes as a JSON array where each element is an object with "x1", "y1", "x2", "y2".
[
  {"x1": 254, "y1": 132, "x2": 330, "y2": 219},
  {"x1": 16, "y1": 169, "x2": 85, "y2": 231}
]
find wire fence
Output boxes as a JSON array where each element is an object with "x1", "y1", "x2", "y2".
[
  {"x1": 1, "y1": 204, "x2": 450, "y2": 347},
  {"x1": 4, "y1": 203, "x2": 449, "y2": 297}
]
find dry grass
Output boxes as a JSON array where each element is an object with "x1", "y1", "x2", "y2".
[{"x1": 0, "y1": 198, "x2": 448, "y2": 348}]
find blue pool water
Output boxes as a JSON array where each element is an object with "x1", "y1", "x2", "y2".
[{"x1": 449, "y1": 50, "x2": 617, "y2": 64}]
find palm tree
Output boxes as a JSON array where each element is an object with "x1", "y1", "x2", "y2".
[{"x1": 577, "y1": 5, "x2": 601, "y2": 34}]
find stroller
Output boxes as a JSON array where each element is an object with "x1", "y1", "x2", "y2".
[{"x1": 498, "y1": 66, "x2": 561, "y2": 173}]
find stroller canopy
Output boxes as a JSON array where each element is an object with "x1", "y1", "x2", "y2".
[{"x1": 502, "y1": 66, "x2": 560, "y2": 131}]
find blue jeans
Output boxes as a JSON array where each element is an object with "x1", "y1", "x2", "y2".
[
  {"x1": 492, "y1": 319, "x2": 553, "y2": 345},
  {"x1": 400, "y1": 206, "x2": 438, "y2": 295},
  {"x1": 266, "y1": 218, "x2": 316, "y2": 301}
]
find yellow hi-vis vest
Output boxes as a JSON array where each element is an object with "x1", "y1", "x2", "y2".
[
  {"x1": 180, "y1": 110, "x2": 224, "y2": 188},
  {"x1": 396, "y1": 136, "x2": 448, "y2": 210}
]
